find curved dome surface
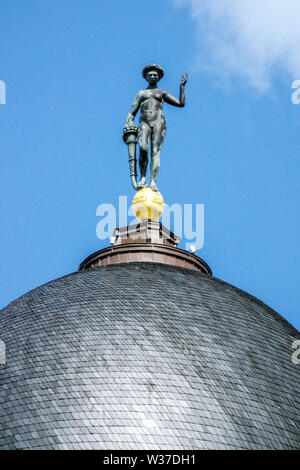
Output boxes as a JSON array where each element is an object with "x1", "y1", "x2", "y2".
[{"x1": 0, "y1": 262, "x2": 299, "y2": 450}]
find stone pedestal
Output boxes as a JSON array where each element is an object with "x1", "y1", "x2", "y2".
[{"x1": 79, "y1": 220, "x2": 211, "y2": 274}]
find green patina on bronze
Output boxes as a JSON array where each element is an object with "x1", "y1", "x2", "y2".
[{"x1": 123, "y1": 65, "x2": 188, "y2": 191}]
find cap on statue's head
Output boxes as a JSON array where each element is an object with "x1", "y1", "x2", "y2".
[{"x1": 142, "y1": 64, "x2": 164, "y2": 81}]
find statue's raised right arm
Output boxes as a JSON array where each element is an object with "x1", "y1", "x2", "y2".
[{"x1": 163, "y1": 73, "x2": 188, "y2": 107}]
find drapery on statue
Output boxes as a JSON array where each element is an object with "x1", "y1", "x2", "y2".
[{"x1": 123, "y1": 65, "x2": 188, "y2": 192}]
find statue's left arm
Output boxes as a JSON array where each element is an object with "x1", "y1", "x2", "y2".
[
  {"x1": 164, "y1": 73, "x2": 188, "y2": 107},
  {"x1": 124, "y1": 92, "x2": 141, "y2": 127}
]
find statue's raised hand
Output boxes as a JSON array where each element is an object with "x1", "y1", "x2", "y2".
[{"x1": 180, "y1": 73, "x2": 188, "y2": 87}]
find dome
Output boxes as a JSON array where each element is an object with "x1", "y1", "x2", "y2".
[{"x1": 0, "y1": 262, "x2": 299, "y2": 450}]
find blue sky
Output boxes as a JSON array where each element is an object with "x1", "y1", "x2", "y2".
[{"x1": 1, "y1": 0, "x2": 299, "y2": 330}]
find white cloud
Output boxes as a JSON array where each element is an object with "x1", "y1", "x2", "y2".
[{"x1": 175, "y1": 0, "x2": 300, "y2": 90}]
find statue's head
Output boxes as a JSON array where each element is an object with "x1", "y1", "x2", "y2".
[{"x1": 142, "y1": 64, "x2": 164, "y2": 84}]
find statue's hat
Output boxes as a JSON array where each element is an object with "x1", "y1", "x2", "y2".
[{"x1": 142, "y1": 64, "x2": 164, "y2": 80}]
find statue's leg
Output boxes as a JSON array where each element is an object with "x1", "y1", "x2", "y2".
[
  {"x1": 150, "y1": 119, "x2": 166, "y2": 191},
  {"x1": 138, "y1": 122, "x2": 151, "y2": 188}
]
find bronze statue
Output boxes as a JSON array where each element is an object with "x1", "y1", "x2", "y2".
[{"x1": 123, "y1": 65, "x2": 188, "y2": 191}]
